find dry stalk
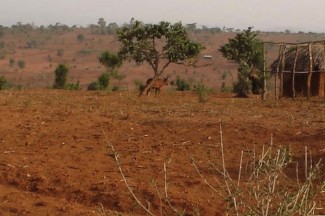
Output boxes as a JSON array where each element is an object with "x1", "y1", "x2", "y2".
[
  {"x1": 163, "y1": 161, "x2": 180, "y2": 214},
  {"x1": 106, "y1": 141, "x2": 155, "y2": 216},
  {"x1": 191, "y1": 158, "x2": 225, "y2": 198},
  {"x1": 150, "y1": 180, "x2": 163, "y2": 216}
]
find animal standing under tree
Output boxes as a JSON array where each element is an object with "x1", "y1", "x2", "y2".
[
  {"x1": 117, "y1": 20, "x2": 204, "y2": 97},
  {"x1": 146, "y1": 76, "x2": 170, "y2": 97}
]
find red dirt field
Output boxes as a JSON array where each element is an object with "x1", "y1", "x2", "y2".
[{"x1": 0, "y1": 89, "x2": 324, "y2": 215}]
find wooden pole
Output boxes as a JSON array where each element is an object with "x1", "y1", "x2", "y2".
[
  {"x1": 292, "y1": 47, "x2": 299, "y2": 99},
  {"x1": 262, "y1": 43, "x2": 267, "y2": 100},
  {"x1": 275, "y1": 45, "x2": 284, "y2": 99},
  {"x1": 279, "y1": 46, "x2": 286, "y2": 99},
  {"x1": 307, "y1": 43, "x2": 313, "y2": 100}
]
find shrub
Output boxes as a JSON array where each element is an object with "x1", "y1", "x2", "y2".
[
  {"x1": 53, "y1": 64, "x2": 69, "y2": 89},
  {"x1": 77, "y1": 34, "x2": 85, "y2": 42},
  {"x1": 134, "y1": 80, "x2": 145, "y2": 92},
  {"x1": 65, "y1": 81, "x2": 80, "y2": 90},
  {"x1": 97, "y1": 72, "x2": 110, "y2": 90},
  {"x1": 0, "y1": 76, "x2": 12, "y2": 90},
  {"x1": 87, "y1": 81, "x2": 101, "y2": 91},
  {"x1": 175, "y1": 76, "x2": 190, "y2": 91},
  {"x1": 193, "y1": 82, "x2": 209, "y2": 103},
  {"x1": 17, "y1": 60, "x2": 25, "y2": 69},
  {"x1": 9, "y1": 58, "x2": 15, "y2": 67}
]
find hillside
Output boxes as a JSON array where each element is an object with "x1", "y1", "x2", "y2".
[{"x1": 1, "y1": 26, "x2": 325, "y2": 90}]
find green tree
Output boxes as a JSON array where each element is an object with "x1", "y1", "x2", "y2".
[
  {"x1": 219, "y1": 27, "x2": 263, "y2": 97},
  {"x1": 99, "y1": 51, "x2": 123, "y2": 71},
  {"x1": 98, "y1": 51, "x2": 123, "y2": 89},
  {"x1": 117, "y1": 20, "x2": 204, "y2": 96},
  {"x1": 53, "y1": 64, "x2": 69, "y2": 89}
]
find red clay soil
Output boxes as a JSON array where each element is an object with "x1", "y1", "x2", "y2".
[{"x1": 0, "y1": 89, "x2": 324, "y2": 215}]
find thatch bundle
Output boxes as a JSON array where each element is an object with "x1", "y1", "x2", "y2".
[{"x1": 270, "y1": 44, "x2": 325, "y2": 72}]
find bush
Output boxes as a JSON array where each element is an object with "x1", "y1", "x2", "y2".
[
  {"x1": 0, "y1": 76, "x2": 12, "y2": 90},
  {"x1": 77, "y1": 34, "x2": 85, "y2": 42},
  {"x1": 97, "y1": 72, "x2": 110, "y2": 90},
  {"x1": 175, "y1": 76, "x2": 190, "y2": 91},
  {"x1": 17, "y1": 60, "x2": 25, "y2": 69},
  {"x1": 193, "y1": 82, "x2": 209, "y2": 103},
  {"x1": 65, "y1": 81, "x2": 80, "y2": 90},
  {"x1": 87, "y1": 81, "x2": 101, "y2": 91},
  {"x1": 53, "y1": 64, "x2": 69, "y2": 89},
  {"x1": 134, "y1": 80, "x2": 145, "y2": 92}
]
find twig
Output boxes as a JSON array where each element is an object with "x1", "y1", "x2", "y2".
[
  {"x1": 237, "y1": 151, "x2": 243, "y2": 187},
  {"x1": 191, "y1": 158, "x2": 225, "y2": 198},
  {"x1": 106, "y1": 141, "x2": 155, "y2": 216},
  {"x1": 163, "y1": 161, "x2": 179, "y2": 214}
]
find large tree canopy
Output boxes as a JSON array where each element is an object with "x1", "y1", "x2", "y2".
[{"x1": 117, "y1": 20, "x2": 204, "y2": 96}]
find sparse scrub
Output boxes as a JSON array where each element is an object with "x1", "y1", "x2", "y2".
[
  {"x1": 193, "y1": 124, "x2": 325, "y2": 216},
  {"x1": 174, "y1": 76, "x2": 190, "y2": 91},
  {"x1": 193, "y1": 82, "x2": 209, "y2": 103},
  {"x1": 65, "y1": 81, "x2": 80, "y2": 90}
]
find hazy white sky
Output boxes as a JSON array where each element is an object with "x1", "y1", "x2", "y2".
[{"x1": 1, "y1": 0, "x2": 325, "y2": 32}]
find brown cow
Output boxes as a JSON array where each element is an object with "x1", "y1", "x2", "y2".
[{"x1": 146, "y1": 76, "x2": 169, "y2": 97}]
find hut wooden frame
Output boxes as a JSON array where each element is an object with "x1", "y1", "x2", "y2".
[{"x1": 263, "y1": 40, "x2": 325, "y2": 100}]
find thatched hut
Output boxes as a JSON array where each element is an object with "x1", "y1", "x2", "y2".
[{"x1": 270, "y1": 44, "x2": 325, "y2": 98}]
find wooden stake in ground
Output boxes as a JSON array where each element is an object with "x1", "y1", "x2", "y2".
[
  {"x1": 292, "y1": 47, "x2": 299, "y2": 99},
  {"x1": 307, "y1": 43, "x2": 313, "y2": 100}
]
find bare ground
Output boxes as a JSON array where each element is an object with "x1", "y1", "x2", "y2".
[{"x1": 0, "y1": 89, "x2": 324, "y2": 215}]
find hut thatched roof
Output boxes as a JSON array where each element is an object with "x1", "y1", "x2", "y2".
[{"x1": 270, "y1": 44, "x2": 325, "y2": 72}]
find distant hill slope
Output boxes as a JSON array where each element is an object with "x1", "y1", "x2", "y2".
[{"x1": 1, "y1": 27, "x2": 324, "y2": 90}]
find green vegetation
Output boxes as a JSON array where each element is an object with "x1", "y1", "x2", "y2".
[
  {"x1": 53, "y1": 64, "x2": 69, "y2": 89},
  {"x1": 175, "y1": 76, "x2": 191, "y2": 91},
  {"x1": 117, "y1": 20, "x2": 204, "y2": 96},
  {"x1": 219, "y1": 27, "x2": 263, "y2": 97},
  {"x1": 193, "y1": 82, "x2": 209, "y2": 103},
  {"x1": 76, "y1": 33, "x2": 85, "y2": 42},
  {"x1": 0, "y1": 76, "x2": 12, "y2": 90},
  {"x1": 17, "y1": 60, "x2": 25, "y2": 69},
  {"x1": 88, "y1": 51, "x2": 124, "y2": 91}
]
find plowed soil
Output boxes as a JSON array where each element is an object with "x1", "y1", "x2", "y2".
[{"x1": 0, "y1": 89, "x2": 324, "y2": 215}]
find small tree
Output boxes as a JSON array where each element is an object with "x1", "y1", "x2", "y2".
[
  {"x1": 53, "y1": 64, "x2": 69, "y2": 89},
  {"x1": 99, "y1": 51, "x2": 122, "y2": 71},
  {"x1": 98, "y1": 51, "x2": 123, "y2": 90},
  {"x1": 117, "y1": 20, "x2": 204, "y2": 96},
  {"x1": 219, "y1": 27, "x2": 263, "y2": 97}
]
